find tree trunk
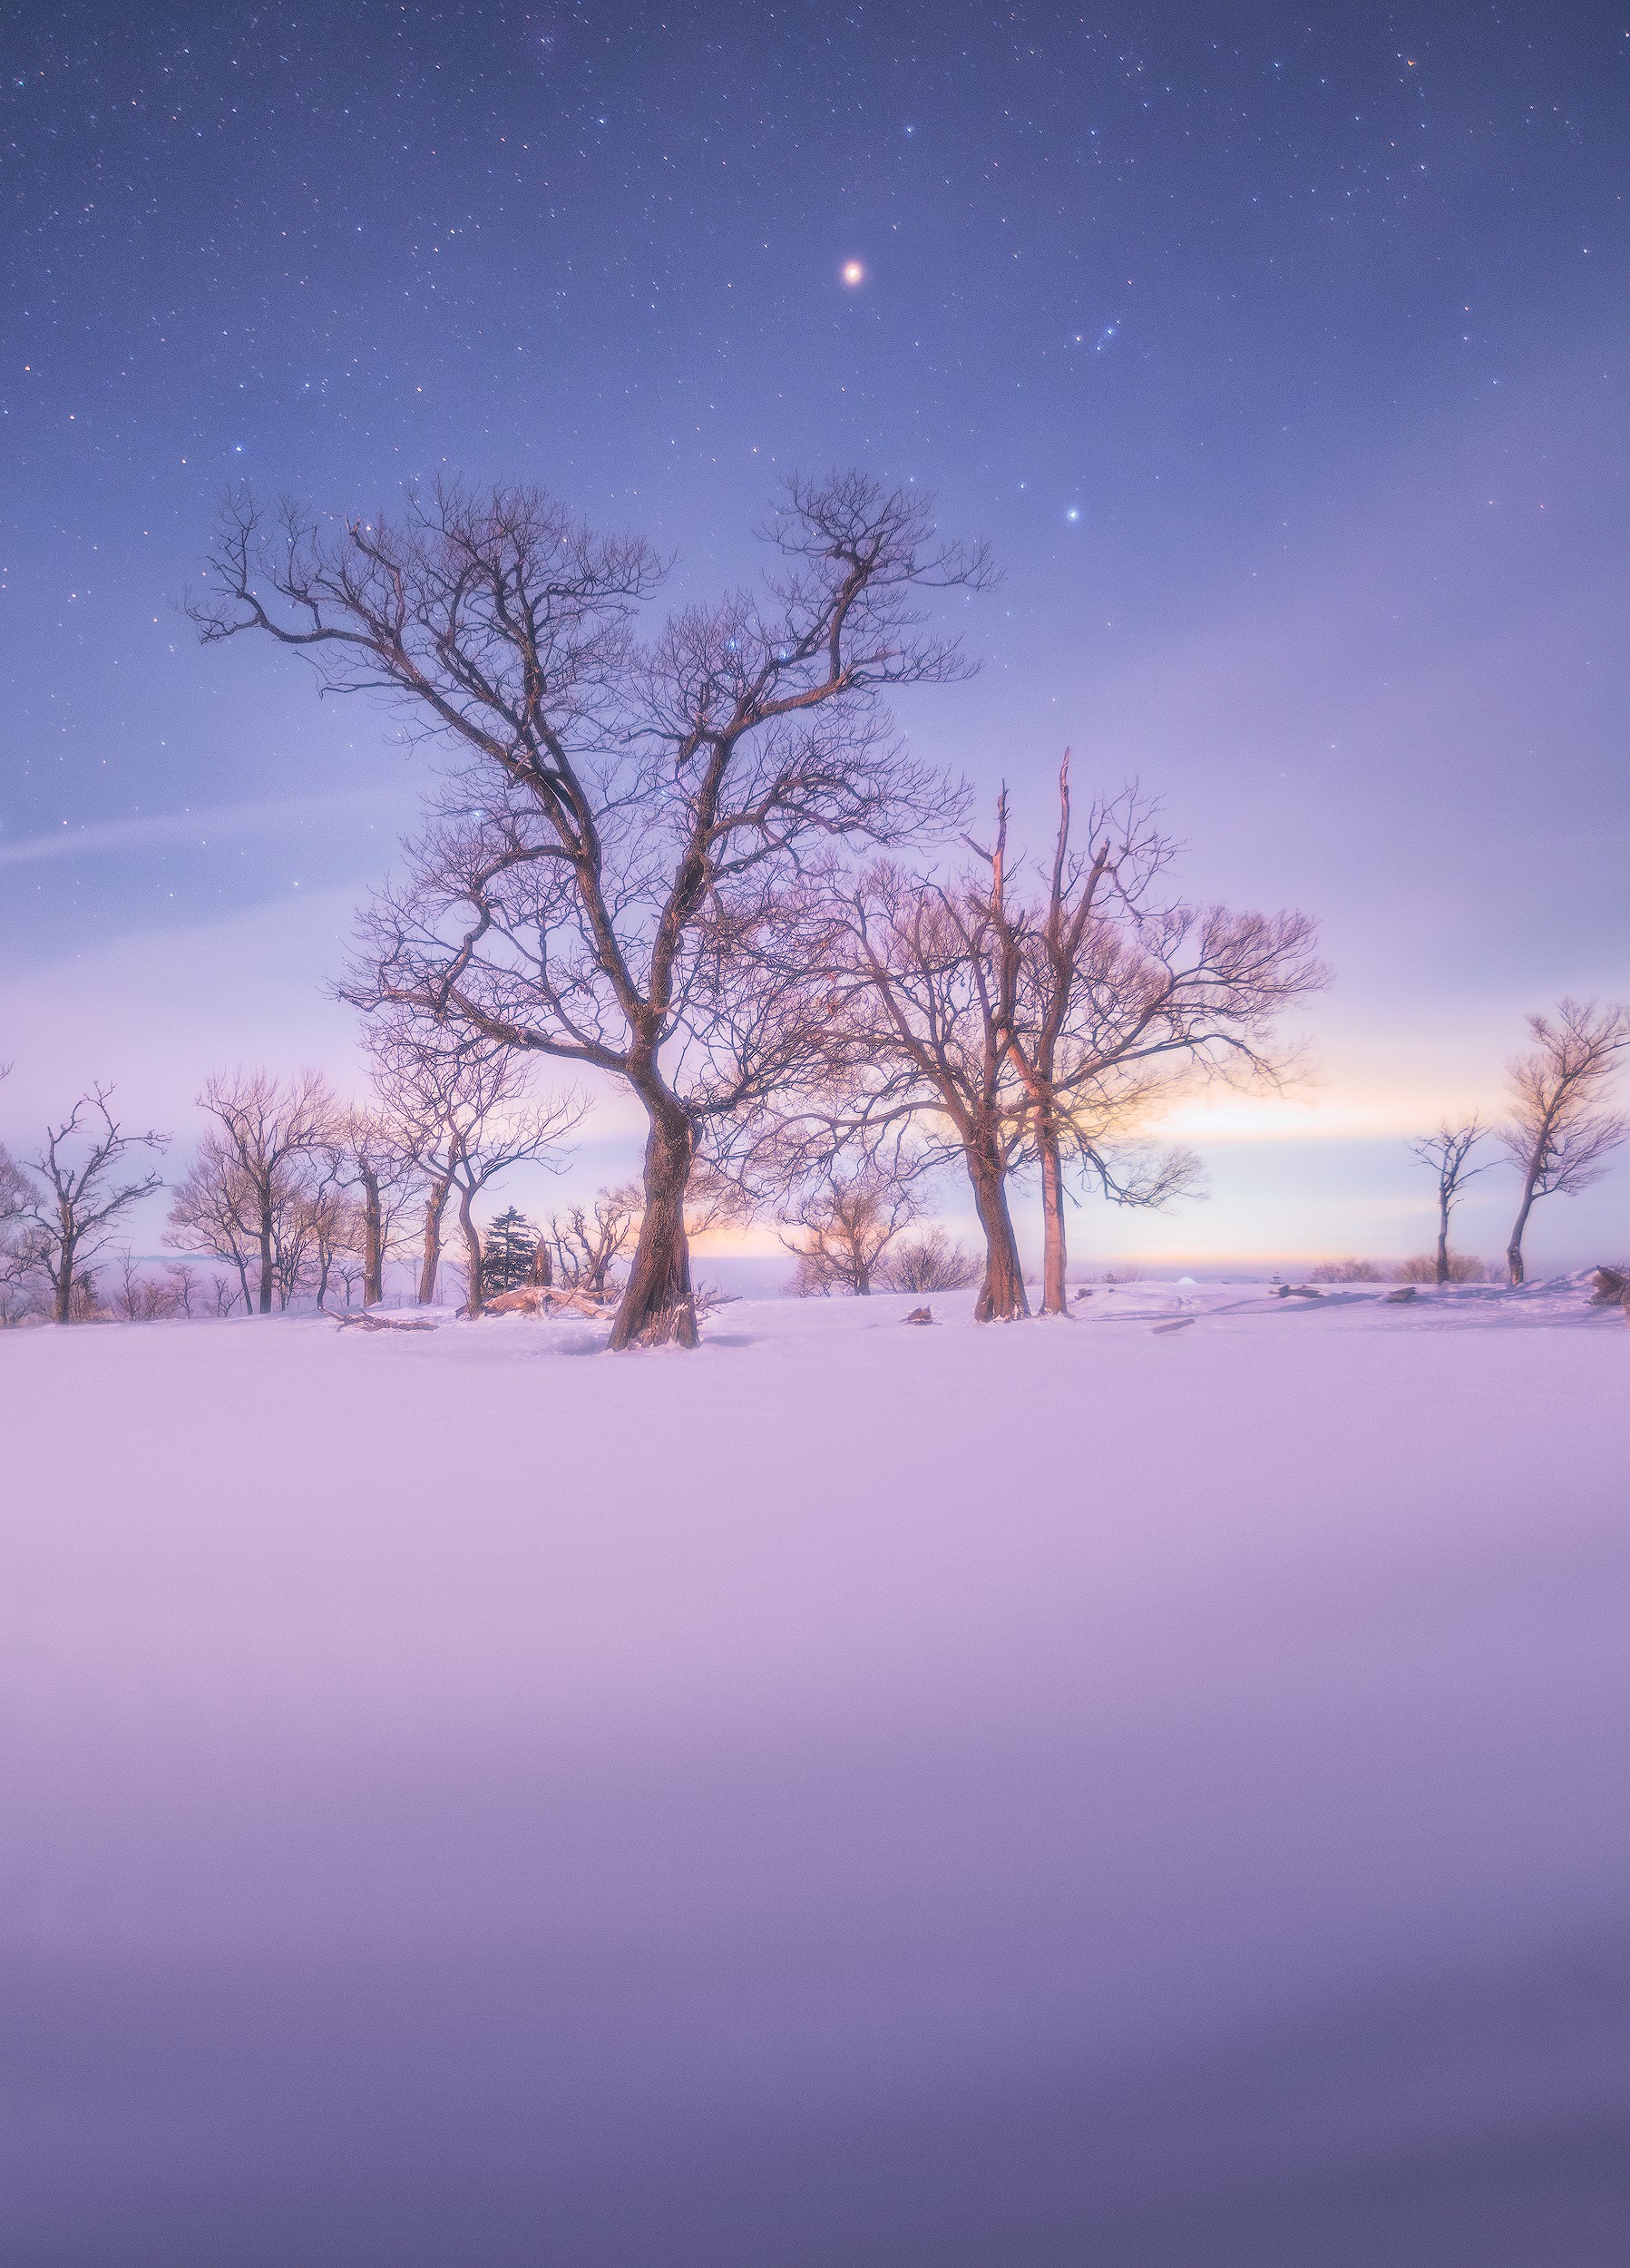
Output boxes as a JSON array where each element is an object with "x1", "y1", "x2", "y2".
[
  {"x1": 1435, "y1": 1194, "x2": 1450, "y2": 1286},
  {"x1": 257, "y1": 1197, "x2": 274, "y2": 1315},
  {"x1": 456, "y1": 1183, "x2": 483, "y2": 1319},
  {"x1": 529, "y1": 1236, "x2": 552, "y2": 1288},
  {"x1": 419, "y1": 1178, "x2": 450, "y2": 1305},
  {"x1": 359, "y1": 1168, "x2": 384, "y2": 1305},
  {"x1": 1036, "y1": 1110, "x2": 1069, "y2": 1315},
  {"x1": 610, "y1": 1091, "x2": 698, "y2": 1350},
  {"x1": 969, "y1": 1144, "x2": 1029, "y2": 1323},
  {"x1": 234, "y1": 1255, "x2": 252, "y2": 1313},
  {"x1": 1507, "y1": 1176, "x2": 1538, "y2": 1286},
  {"x1": 53, "y1": 1244, "x2": 73, "y2": 1325}
]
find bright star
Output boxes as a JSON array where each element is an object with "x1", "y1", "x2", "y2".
[{"x1": 842, "y1": 260, "x2": 864, "y2": 286}]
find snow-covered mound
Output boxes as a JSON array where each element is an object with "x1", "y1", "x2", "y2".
[{"x1": 3, "y1": 1283, "x2": 1627, "y2": 2263}]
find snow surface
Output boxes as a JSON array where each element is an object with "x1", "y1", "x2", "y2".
[{"x1": 4, "y1": 1280, "x2": 1629, "y2": 2264}]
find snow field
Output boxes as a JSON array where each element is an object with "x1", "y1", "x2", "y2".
[{"x1": 2, "y1": 1280, "x2": 1627, "y2": 2262}]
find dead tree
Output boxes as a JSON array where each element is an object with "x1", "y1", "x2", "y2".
[
  {"x1": 18, "y1": 1088, "x2": 168, "y2": 1325},
  {"x1": 195, "y1": 475, "x2": 990, "y2": 1347},
  {"x1": 983, "y1": 761, "x2": 1323, "y2": 1314},
  {"x1": 193, "y1": 1070, "x2": 337, "y2": 1313},
  {"x1": 1500, "y1": 999, "x2": 1630, "y2": 1285},
  {"x1": 779, "y1": 1160, "x2": 923, "y2": 1295},
  {"x1": 1408, "y1": 1117, "x2": 1490, "y2": 1286},
  {"x1": 370, "y1": 1019, "x2": 582, "y2": 1317}
]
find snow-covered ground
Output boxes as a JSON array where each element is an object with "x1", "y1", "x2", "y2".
[{"x1": 4, "y1": 1281, "x2": 1629, "y2": 2265}]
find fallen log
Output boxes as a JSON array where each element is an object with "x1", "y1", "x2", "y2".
[
  {"x1": 483, "y1": 1284, "x2": 612, "y2": 1319},
  {"x1": 337, "y1": 1312, "x2": 439, "y2": 1334}
]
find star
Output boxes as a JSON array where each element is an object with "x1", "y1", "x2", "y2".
[{"x1": 841, "y1": 260, "x2": 864, "y2": 286}]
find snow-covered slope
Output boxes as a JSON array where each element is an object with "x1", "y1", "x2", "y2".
[{"x1": 3, "y1": 1284, "x2": 1628, "y2": 2263}]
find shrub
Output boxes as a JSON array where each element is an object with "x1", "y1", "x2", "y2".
[
  {"x1": 1394, "y1": 1251, "x2": 1493, "y2": 1284},
  {"x1": 1310, "y1": 1257, "x2": 1383, "y2": 1283}
]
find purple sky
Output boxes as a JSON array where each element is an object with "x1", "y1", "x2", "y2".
[{"x1": 3, "y1": 3, "x2": 1628, "y2": 1266}]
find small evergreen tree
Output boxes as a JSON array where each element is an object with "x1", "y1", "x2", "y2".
[{"x1": 482, "y1": 1207, "x2": 537, "y2": 1294}]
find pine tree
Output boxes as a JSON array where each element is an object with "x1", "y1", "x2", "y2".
[{"x1": 482, "y1": 1207, "x2": 537, "y2": 1295}]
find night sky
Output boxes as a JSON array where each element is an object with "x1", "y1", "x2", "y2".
[{"x1": 4, "y1": 2, "x2": 1628, "y2": 1262}]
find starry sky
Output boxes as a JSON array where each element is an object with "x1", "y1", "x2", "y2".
[{"x1": 3, "y1": 0, "x2": 1628, "y2": 1266}]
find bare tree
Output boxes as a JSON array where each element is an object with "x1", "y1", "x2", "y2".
[
  {"x1": 547, "y1": 1181, "x2": 643, "y2": 1297},
  {"x1": 112, "y1": 1249, "x2": 181, "y2": 1321},
  {"x1": 195, "y1": 475, "x2": 991, "y2": 1348},
  {"x1": 269, "y1": 1157, "x2": 354, "y2": 1311},
  {"x1": 989, "y1": 761, "x2": 1323, "y2": 1314},
  {"x1": 820, "y1": 855, "x2": 1030, "y2": 1320},
  {"x1": 780, "y1": 1159, "x2": 923, "y2": 1296},
  {"x1": 333, "y1": 1109, "x2": 419, "y2": 1306},
  {"x1": 163, "y1": 1132, "x2": 259, "y2": 1312},
  {"x1": 1500, "y1": 999, "x2": 1630, "y2": 1285},
  {"x1": 193, "y1": 1070, "x2": 337, "y2": 1314},
  {"x1": 370, "y1": 1020, "x2": 583, "y2": 1317},
  {"x1": 17, "y1": 1088, "x2": 168, "y2": 1324},
  {"x1": 309, "y1": 1187, "x2": 364, "y2": 1311},
  {"x1": 1408, "y1": 1116, "x2": 1490, "y2": 1286}
]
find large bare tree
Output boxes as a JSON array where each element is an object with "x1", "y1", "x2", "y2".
[
  {"x1": 1500, "y1": 998, "x2": 1630, "y2": 1285},
  {"x1": 193, "y1": 475, "x2": 990, "y2": 1346},
  {"x1": 369, "y1": 1019, "x2": 582, "y2": 1316},
  {"x1": 1408, "y1": 1116, "x2": 1490, "y2": 1286},
  {"x1": 18, "y1": 1087, "x2": 168, "y2": 1324}
]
